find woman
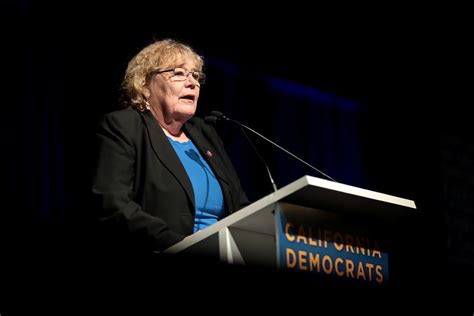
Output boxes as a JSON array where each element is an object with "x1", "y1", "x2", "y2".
[{"x1": 92, "y1": 39, "x2": 249, "y2": 254}]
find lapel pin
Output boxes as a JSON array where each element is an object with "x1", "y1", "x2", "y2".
[{"x1": 206, "y1": 150, "x2": 213, "y2": 158}]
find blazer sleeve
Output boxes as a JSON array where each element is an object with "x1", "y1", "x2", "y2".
[{"x1": 92, "y1": 113, "x2": 184, "y2": 252}]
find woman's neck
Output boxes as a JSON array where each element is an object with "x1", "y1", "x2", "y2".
[
  {"x1": 159, "y1": 122, "x2": 182, "y2": 137},
  {"x1": 160, "y1": 123, "x2": 189, "y2": 142},
  {"x1": 148, "y1": 105, "x2": 188, "y2": 140}
]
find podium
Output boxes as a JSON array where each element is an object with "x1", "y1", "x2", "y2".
[{"x1": 165, "y1": 175, "x2": 416, "y2": 287}]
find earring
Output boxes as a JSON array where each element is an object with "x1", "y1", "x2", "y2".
[{"x1": 145, "y1": 99, "x2": 151, "y2": 110}]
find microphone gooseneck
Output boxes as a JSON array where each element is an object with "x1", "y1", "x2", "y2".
[
  {"x1": 238, "y1": 123, "x2": 278, "y2": 192},
  {"x1": 238, "y1": 122, "x2": 337, "y2": 183},
  {"x1": 205, "y1": 111, "x2": 278, "y2": 192},
  {"x1": 204, "y1": 111, "x2": 337, "y2": 185}
]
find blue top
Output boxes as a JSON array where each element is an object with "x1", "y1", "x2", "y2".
[{"x1": 168, "y1": 137, "x2": 225, "y2": 233}]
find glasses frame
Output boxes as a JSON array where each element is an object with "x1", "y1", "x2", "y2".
[{"x1": 155, "y1": 67, "x2": 206, "y2": 85}]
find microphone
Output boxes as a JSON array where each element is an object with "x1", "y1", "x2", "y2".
[{"x1": 205, "y1": 111, "x2": 337, "y2": 187}]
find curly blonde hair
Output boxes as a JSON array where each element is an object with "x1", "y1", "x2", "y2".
[{"x1": 120, "y1": 39, "x2": 204, "y2": 112}]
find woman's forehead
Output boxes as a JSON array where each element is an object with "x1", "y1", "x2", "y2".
[{"x1": 160, "y1": 57, "x2": 200, "y2": 69}]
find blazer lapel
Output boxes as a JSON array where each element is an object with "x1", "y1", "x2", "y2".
[{"x1": 141, "y1": 112, "x2": 195, "y2": 209}]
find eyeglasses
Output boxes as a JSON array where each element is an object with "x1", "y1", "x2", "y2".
[{"x1": 156, "y1": 67, "x2": 206, "y2": 85}]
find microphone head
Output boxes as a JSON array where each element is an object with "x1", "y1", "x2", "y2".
[
  {"x1": 204, "y1": 116, "x2": 218, "y2": 124},
  {"x1": 210, "y1": 110, "x2": 224, "y2": 118},
  {"x1": 210, "y1": 110, "x2": 231, "y2": 121},
  {"x1": 211, "y1": 111, "x2": 224, "y2": 117}
]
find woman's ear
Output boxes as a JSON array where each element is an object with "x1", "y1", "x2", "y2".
[{"x1": 142, "y1": 84, "x2": 150, "y2": 100}]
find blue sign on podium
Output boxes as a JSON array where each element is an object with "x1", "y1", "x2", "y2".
[{"x1": 276, "y1": 205, "x2": 389, "y2": 284}]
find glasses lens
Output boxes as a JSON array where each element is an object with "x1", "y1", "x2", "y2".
[
  {"x1": 167, "y1": 68, "x2": 206, "y2": 84},
  {"x1": 191, "y1": 71, "x2": 199, "y2": 81},
  {"x1": 197, "y1": 72, "x2": 206, "y2": 84},
  {"x1": 173, "y1": 68, "x2": 187, "y2": 80}
]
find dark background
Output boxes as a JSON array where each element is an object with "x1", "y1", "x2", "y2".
[{"x1": 1, "y1": 1, "x2": 472, "y2": 310}]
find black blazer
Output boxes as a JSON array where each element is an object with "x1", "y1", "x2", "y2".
[{"x1": 92, "y1": 108, "x2": 249, "y2": 252}]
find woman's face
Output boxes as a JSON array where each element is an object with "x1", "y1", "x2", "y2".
[{"x1": 144, "y1": 60, "x2": 201, "y2": 123}]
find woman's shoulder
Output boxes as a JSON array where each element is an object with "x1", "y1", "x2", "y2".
[
  {"x1": 102, "y1": 107, "x2": 141, "y2": 122},
  {"x1": 98, "y1": 107, "x2": 144, "y2": 133},
  {"x1": 100, "y1": 107, "x2": 143, "y2": 125}
]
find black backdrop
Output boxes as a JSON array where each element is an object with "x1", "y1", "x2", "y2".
[{"x1": 1, "y1": 2, "x2": 471, "y2": 310}]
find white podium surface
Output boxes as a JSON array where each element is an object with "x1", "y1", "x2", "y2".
[{"x1": 164, "y1": 175, "x2": 416, "y2": 267}]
